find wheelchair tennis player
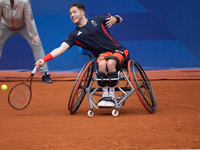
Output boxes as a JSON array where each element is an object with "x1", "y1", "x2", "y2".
[{"x1": 35, "y1": 3, "x2": 129, "y2": 108}]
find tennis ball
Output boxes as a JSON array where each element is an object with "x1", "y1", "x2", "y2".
[{"x1": 1, "y1": 84, "x2": 7, "y2": 91}]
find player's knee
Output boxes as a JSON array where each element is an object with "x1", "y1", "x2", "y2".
[
  {"x1": 96, "y1": 72, "x2": 107, "y2": 87},
  {"x1": 98, "y1": 60, "x2": 107, "y2": 72},
  {"x1": 107, "y1": 72, "x2": 118, "y2": 87},
  {"x1": 107, "y1": 59, "x2": 117, "y2": 72},
  {"x1": 107, "y1": 59, "x2": 116, "y2": 67}
]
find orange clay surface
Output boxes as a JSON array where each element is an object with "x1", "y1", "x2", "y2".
[{"x1": 0, "y1": 69, "x2": 200, "y2": 150}]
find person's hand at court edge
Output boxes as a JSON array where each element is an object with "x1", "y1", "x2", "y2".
[{"x1": 31, "y1": 36, "x2": 42, "y2": 45}]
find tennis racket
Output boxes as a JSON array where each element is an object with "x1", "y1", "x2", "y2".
[{"x1": 8, "y1": 66, "x2": 37, "y2": 110}]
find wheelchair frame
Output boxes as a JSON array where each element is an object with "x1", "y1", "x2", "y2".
[{"x1": 68, "y1": 54, "x2": 157, "y2": 117}]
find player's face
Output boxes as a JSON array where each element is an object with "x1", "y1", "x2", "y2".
[{"x1": 69, "y1": 6, "x2": 84, "y2": 24}]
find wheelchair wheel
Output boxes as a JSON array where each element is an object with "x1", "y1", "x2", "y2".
[
  {"x1": 68, "y1": 60, "x2": 94, "y2": 114},
  {"x1": 128, "y1": 60, "x2": 157, "y2": 113}
]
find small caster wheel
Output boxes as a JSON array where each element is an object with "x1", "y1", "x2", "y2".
[
  {"x1": 87, "y1": 110, "x2": 94, "y2": 117},
  {"x1": 112, "y1": 109, "x2": 119, "y2": 116}
]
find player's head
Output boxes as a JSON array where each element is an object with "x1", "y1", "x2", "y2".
[
  {"x1": 69, "y1": 3, "x2": 85, "y2": 12},
  {"x1": 69, "y1": 3, "x2": 86, "y2": 24}
]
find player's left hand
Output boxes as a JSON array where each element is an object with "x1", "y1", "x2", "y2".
[
  {"x1": 106, "y1": 13, "x2": 117, "y2": 28},
  {"x1": 31, "y1": 36, "x2": 42, "y2": 45}
]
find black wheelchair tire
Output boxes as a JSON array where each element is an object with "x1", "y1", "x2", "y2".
[
  {"x1": 128, "y1": 60, "x2": 157, "y2": 113},
  {"x1": 68, "y1": 61, "x2": 94, "y2": 114}
]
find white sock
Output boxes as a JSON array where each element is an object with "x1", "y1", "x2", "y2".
[
  {"x1": 109, "y1": 87, "x2": 115, "y2": 96},
  {"x1": 102, "y1": 86, "x2": 108, "y2": 97}
]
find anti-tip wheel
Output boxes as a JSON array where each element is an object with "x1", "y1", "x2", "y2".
[
  {"x1": 112, "y1": 109, "x2": 119, "y2": 116},
  {"x1": 87, "y1": 110, "x2": 94, "y2": 117}
]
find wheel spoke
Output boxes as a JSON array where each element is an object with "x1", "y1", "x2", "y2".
[
  {"x1": 128, "y1": 60, "x2": 157, "y2": 113},
  {"x1": 68, "y1": 61, "x2": 94, "y2": 114}
]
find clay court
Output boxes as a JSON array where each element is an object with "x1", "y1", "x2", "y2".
[{"x1": 0, "y1": 69, "x2": 200, "y2": 150}]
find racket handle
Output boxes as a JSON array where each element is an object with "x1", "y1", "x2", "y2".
[{"x1": 32, "y1": 66, "x2": 37, "y2": 75}]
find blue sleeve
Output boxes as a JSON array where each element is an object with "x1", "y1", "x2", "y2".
[
  {"x1": 98, "y1": 15, "x2": 108, "y2": 25},
  {"x1": 62, "y1": 32, "x2": 75, "y2": 48}
]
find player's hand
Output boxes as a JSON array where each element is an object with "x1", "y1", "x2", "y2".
[
  {"x1": 31, "y1": 36, "x2": 42, "y2": 45},
  {"x1": 35, "y1": 59, "x2": 45, "y2": 70},
  {"x1": 106, "y1": 13, "x2": 117, "y2": 28}
]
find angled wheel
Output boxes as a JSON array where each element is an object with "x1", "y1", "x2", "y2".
[
  {"x1": 68, "y1": 60, "x2": 94, "y2": 114},
  {"x1": 87, "y1": 110, "x2": 94, "y2": 117},
  {"x1": 112, "y1": 109, "x2": 119, "y2": 116},
  {"x1": 128, "y1": 60, "x2": 157, "y2": 113}
]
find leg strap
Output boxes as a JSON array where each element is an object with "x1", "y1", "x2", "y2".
[
  {"x1": 107, "y1": 72, "x2": 118, "y2": 87},
  {"x1": 96, "y1": 72, "x2": 108, "y2": 87}
]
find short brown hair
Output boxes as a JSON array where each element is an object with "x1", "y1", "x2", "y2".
[{"x1": 69, "y1": 3, "x2": 85, "y2": 11}]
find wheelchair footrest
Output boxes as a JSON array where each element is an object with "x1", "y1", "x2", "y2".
[
  {"x1": 99, "y1": 97, "x2": 112, "y2": 101},
  {"x1": 90, "y1": 87, "x2": 132, "y2": 91}
]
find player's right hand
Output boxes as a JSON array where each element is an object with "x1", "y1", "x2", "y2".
[{"x1": 35, "y1": 59, "x2": 45, "y2": 70}]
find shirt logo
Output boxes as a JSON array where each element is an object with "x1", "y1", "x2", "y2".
[
  {"x1": 17, "y1": 6, "x2": 21, "y2": 9},
  {"x1": 77, "y1": 31, "x2": 82, "y2": 36},
  {"x1": 91, "y1": 20, "x2": 97, "y2": 27}
]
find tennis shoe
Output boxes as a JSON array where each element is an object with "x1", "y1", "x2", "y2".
[
  {"x1": 105, "y1": 94, "x2": 116, "y2": 107},
  {"x1": 97, "y1": 100, "x2": 107, "y2": 107},
  {"x1": 97, "y1": 92, "x2": 108, "y2": 107},
  {"x1": 42, "y1": 73, "x2": 53, "y2": 83},
  {"x1": 105, "y1": 101, "x2": 115, "y2": 107}
]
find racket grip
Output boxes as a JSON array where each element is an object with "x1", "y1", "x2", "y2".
[{"x1": 32, "y1": 66, "x2": 37, "y2": 75}]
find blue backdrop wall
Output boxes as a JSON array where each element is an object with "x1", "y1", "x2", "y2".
[{"x1": 0, "y1": 0, "x2": 200, "y2": 71}]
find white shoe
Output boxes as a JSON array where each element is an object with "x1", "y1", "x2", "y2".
[
  {"x1": 98, "y1": 92, "x2": 108, "y2": 107},
  {"x1": 105, "y1": 94, "x2": 116, "y2": 107},
  {"x1": 106, "y1": 101, "x2": 115, "y2": 107},
  {"x1": 98, "y1": 100, "x2": 106, "y2": 107}
]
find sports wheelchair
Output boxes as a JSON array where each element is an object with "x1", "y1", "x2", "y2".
[{"x1": 68, "y1": 52, "x2": 157, "y2": 117}]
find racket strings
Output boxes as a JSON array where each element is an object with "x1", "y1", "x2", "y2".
[{"x1": 9, "y1": 83, "x2": 31, "y2": 110}]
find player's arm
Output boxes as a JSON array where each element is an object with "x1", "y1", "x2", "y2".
[
  {"x1": 106, "y1": 13, "x2": 123, "y2": 28},
  {"x1": 35, "y1": 42, "x2": 70, "y2": 69}
]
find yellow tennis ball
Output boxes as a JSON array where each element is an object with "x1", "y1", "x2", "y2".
[{"x1": 1, "y1": 84, "x2": 7, "y2": 91}]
